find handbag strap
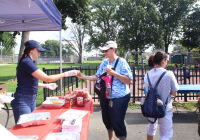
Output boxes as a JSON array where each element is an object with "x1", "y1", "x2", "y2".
[{"x1": 111, "y1": 57, "x2": 120, "y2": 92}]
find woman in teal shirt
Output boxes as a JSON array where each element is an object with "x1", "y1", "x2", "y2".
[{"x1": 76, "y1": 41, "x2": 132, "y2": 140}]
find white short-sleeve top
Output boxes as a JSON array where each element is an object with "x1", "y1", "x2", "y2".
[{"x1": 144, "y1": 68, "x2": 179, "y2": 111}]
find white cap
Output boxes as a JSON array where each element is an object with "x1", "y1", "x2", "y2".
[{"x1": 99, "y1": 41, "x2": 117, "y2": 51}]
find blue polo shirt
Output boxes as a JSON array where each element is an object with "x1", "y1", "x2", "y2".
[
  {"x1": 95, "y1": 57, "x2": 133, "y2": 98},
  {"x1": 15, "y1": 55, "x2": 39, "y2": 95}
]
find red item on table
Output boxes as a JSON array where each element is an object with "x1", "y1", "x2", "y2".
[
  {"x1": 64, "y1": 93, "x2": 76, "y2": 108},
  {"x1": 9, "y1": 100, "x2": 93, "y2": 140},
  {"x1": 76, "y1": 90, "x2": 85, "y2": 107}
]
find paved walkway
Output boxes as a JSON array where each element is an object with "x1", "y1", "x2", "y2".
[{"x1": 0, "y1": 105, "x2": 199, "y2": 140}]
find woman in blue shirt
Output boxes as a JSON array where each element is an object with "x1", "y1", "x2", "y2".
[
  {"x1": 11, "y1": 40, "x2": 78, "y2": 124},
  {"x1": 76, "y1": 41, "x2": 132, "y2": 140}
]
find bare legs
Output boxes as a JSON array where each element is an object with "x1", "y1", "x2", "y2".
[
  {"x1": 108, "y1": 130, "x2": 126, "y2": 140},
  {"x1": 147, "y1": 134, "x2": 153, "y2": 140},
  {"x1": 108, "y1": 130, "x2": 114, "y2": 140}
]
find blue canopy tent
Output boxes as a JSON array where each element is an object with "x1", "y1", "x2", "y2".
[
  {"x1": 0, "y1": 0, "x2": 61, "y2": 31},
  {"x1": 0, "y1": 0, "x2": 64, "y2": 95}
]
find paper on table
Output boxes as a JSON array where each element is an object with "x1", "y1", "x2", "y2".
[
  {"x1": 17, "y1": 112, "x2": 51, "y2": 127},
  {"x1": 62, "y1": 119, "x2": 82, "y2": 132},
  {"x1": 45, "y1": 132, "x2": 80, "y2": 140},
  {"x1": 0, "y1": 95, "x2": 14, "y2": 103},
  {"x1": 58, "y1": 109, "x2": 88, "y2": 120},
  {"x1": 0, "y1": 124, "x2": 19, "y2": 140}
]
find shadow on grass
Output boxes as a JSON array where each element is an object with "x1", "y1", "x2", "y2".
[{"x1": 0, "y1": 76, "x2": 16, "y2": 81}]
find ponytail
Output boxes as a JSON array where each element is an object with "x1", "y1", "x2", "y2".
[
  {"x1": 148, "y1": 54, "x2": 155, "y2": 68},
  {"x1": 16, "y1": 48, "x2": 33, "y2": 70}
]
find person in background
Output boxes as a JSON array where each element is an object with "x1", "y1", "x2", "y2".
[
  {"x1": 144, "y1": 51, "x2": 179, "y2": 140},
  {"x1": 179, "y1": 64, "x2": 183, "y2": 74},
  {"x1": 173, "y1": 64, "x2": 178, "y2": 78},
  {"x1": 194, "y1": 63, "x2": 199, "y2": 74},
  {"x1": 11, "y1": 40, "x2": 78, "y2": 124},
  {"x1": 76, "y1": 41, "x2": 133, "y2": 140},
  {"x1": 186, "y1": 65, "x2": 191, "y2": 83}
]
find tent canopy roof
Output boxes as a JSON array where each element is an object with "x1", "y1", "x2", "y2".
[{"x1": 0, "y1": 0, "x2": 61, "y2": 31}]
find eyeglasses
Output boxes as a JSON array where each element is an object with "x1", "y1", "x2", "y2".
[{"x1": 103, "y1": 48, "x2": 113, "y2": 53}]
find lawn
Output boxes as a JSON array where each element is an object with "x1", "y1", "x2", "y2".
[{"x1": 0, "y1": 62, "x2": 101, "y2": 106}]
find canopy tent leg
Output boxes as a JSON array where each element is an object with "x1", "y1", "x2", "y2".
[{"x1": 59, "y1": 30, "x2": 62, "y2": 96}]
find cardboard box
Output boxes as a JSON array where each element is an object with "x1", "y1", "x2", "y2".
[{"x1": 0, "y1": 83, "x2": 7, "y2": 95}]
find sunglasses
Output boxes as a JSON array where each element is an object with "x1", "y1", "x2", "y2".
[{"x1": 102, "y1": 48, "x2": 113, "y2": 53}]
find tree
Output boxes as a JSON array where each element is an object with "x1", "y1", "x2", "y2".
[
  {"x1": 150, "y1": 0, "x2": 197, "y2": 53},
  {"x1": 0, "y1": 32, "x2": 16, "y2": 50},
  {"x1": 17, "y1": 0, "x2": 91, "y2": 63},
  {"x1": 2, "y1": 48, "x2": 14, "y2": 55},
  {"x1": 116, "y1": 0, "x2": 161, "y2": 64},
  {"x1": 180, "y1": 6, "x2": 200, "y2": 52},
  {"x1": 85, "y1": 0, "x2": 121, "y2": 52},
  {"x1": 40, "y1": 40, "x2": 75, "y2": 57},
  {"x1": 63, "y1": 23, "x2": 87, "y2": 63},
  {"x1": 53, "y1": 0, "x2": 90, "y2": 30}
]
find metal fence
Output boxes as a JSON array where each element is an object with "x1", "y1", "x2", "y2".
[
  {"x1": 0, "y1": 55, "x2": 79, "y2": 64},
  {"x1": 0, "y1": 55, "x2": 18, "y2": 63},
  {"x1": 43, "y1": 66, "x2": 200, "y2": 103}
]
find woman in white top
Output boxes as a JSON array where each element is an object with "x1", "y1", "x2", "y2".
[{"x1": 144, "y1": 51, "x2": 179, "y2": 140}]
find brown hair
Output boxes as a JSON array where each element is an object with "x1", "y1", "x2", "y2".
[
  {"x1": 148, "y1": 54, "x2": 155, "y2": 68},
  {"x1": 148, "y1": 51, "x2": 167, "y2": 67},
  {"x1": 17, "y1": 48, "x2": 33, "y2": 70}
]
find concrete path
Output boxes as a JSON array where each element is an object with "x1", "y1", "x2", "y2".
[
  {"x1": 0, "y1": 105, "x2": 199, "y2": 140},
  {"x1": 88, "y1": 105, "x2": 199, "y2": 140}
]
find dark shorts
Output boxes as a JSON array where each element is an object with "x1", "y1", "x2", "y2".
[{"x1": 100, "y1": 93, "x2": 130, "y2": 138}]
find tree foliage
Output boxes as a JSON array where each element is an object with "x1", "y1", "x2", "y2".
[
  {"x1": 85, "y1": 0, "x2": 121, "y2": 52},
  {"x1": 150, "y1": 0, "x2": 197, "y2": 53},
  {"x1": 0, "y1": 32, "x2": 16, "y2": 50},
  {"x1": 180, "y1": 6, "x2": 200, "y2": 52},
  {"x1": 116, "y1": 0, "x2": 162, "y2": 52},
  {"x1": 53, "y1": 0, "x2": 91, "y2": 30},
  {"x1": 40, "y1": 40, "x2": 75, "y2": 57},
  {"x1": 1, "y1": 48, "x2": 14, "y2": 55}
]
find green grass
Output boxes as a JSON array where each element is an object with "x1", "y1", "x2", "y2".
[
  {"x1": 128, "y1": 102, "x2": 197, "y2": 111},
  {"x1": 183, "y1": 102, "x2": 197, "y2": 110},
  {"x1": 173, "y1": 102, "x2": 197, "y2": 111},
  {"x1": 0, "y1": 64, "x2": 17, "y2": 81},
  {"x1": 0, "y1": 61, "x2": 101, "y2": 107},
  {"x1": 128, "y1": 103, "x2": 141, "y2": 110}
]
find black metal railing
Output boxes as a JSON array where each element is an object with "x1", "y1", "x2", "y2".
[{"x1": 43, "y1": 66, "x2": 200, "y2": 103}]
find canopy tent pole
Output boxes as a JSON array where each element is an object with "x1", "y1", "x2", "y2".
[{"x1": 59, "y1": 30, "x2": 63, "y2": 96}]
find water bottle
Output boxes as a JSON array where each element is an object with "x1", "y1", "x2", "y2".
[
  {"x1": 141, "y1": 97, "x2": 144, "y2": 105},
  {"x1": 105, "y1": 83, "x2": 111, "y2": 99}
]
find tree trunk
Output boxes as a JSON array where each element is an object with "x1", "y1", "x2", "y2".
[
  {"x1": 78, "y1": 45, "x2": 83, "y2": 63},
  {"x1": 18, "y1": 31, "x2": 30, "y2": 63},
  {"x1": 164, "y1": 43, "x2": 169, "y2": 53}
]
